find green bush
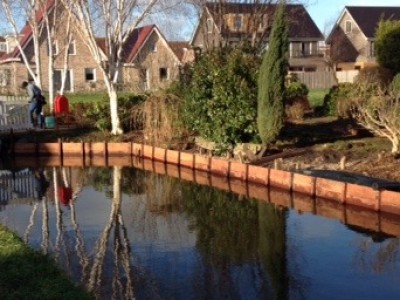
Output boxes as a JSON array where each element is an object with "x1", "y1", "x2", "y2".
[
  {"x1": 322, "y1": 83, "x2": 355, "y2": 117},
  {"x1": 182, "y1": 44, "x2": 260, "y2": 150},
  {"x1": 285, "y1": 81, "x2": 309, "y2": 99},
  {"x1": 391, "y1": 73, "x2": 400, "y2": 93},
  {"x1": 71, "y1": 93, "x2": 147, "y2": 131}
]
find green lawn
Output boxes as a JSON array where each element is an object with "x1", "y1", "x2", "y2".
[
  {"x1": 0, "y1": 225, "x2": 93, "y2": 299},
  {"x1": 308, "y1": 88, "x2": 329, "y2": 108},
  {"x1": 63, "y1": 92, "x2": 107, "y2": 103}
]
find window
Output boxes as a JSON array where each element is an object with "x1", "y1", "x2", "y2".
[
  {"x1": 0, "y1": 69, "x2": 10, "y2": 87},
  {"x1": 0, "y1": 42, "x2": 7, "y2": 52},
  {"x1": 48, "y1": 40, "x2": 59, "y2": 56},
  {"x1": 370, "y1": 41, "x2": 375, "y2": 57},
  {"x1": 302, "y1": 42, "x2": 311, "y2": 55},
  {"x1": 85, "y1": 68, "x2": 96, "y2": 81},
  {"x1": 53, "y1": 69, "x2": 72, "y2": 91},
  {"x1": 151, "y1": 43, "x2": 157, "y2": 52},
  {"x1": 68, "y1": 40, "x2": 76, "y2": 55},
  {"x1": 233, "y1": 15, "x2": 242, "y2": 31},
  {"x1": 345, "y1": 20, "x2": 352, "y2": 34},
  {"x1": 140, "y1": 68, "x2": 150, "y2": 90},
  {"x1": 159, "y1": 68, "x2": 169, "y2": 81},
  {"x1": 207, "y1": 18, "x2": 213, "y2": 33}
]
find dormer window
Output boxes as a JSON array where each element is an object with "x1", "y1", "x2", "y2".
[
  {"x1": 345, "y1": 20, "x2": 352, "y2": 34},
  {"x1": 234, "y1": 14, "x2": 242, "y2": 31}
]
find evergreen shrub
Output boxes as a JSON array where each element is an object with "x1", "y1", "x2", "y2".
[{"x1": 182, "y1": 44, "x2": 260, "y2": 150}]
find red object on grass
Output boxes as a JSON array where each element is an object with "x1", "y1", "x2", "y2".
[{"x1": 55, "y1": 95, "x2": 69, "y2": 114}]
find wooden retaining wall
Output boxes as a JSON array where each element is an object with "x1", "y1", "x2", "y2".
[{"x1": 9, "y1": 141, "x2": 400, "y2": 217}]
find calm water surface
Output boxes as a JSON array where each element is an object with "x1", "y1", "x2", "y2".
[{"x1": 0, "y1": 165, "x2": 400, "y2": 300}]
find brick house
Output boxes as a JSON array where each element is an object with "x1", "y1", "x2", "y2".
[
  {"x1": 191, "y1": 2, "x2": 326, "y2": 72},
  {"x1": 0, "y1": 1, "x2": 186, "y2": 94},
  {"x1": 120, "y1": 25, "x2": 186, "y2": 92},
  {"x1": 326, "y1": 6, "x2": 400, "y2": 70}
]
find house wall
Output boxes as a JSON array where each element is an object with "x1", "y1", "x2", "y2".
[
  {"x1": 192, "y1": 8, "x2": 326, "y2": 71},
  {"x1": 192, "y1": 11, "x2": 223, "y2": 50},
  {"x1": 122, "y1": 31, "x2": 180, "y2": 92},
  {"x1": 330, "y1": 11, "x2": 376, "y2": 68}
]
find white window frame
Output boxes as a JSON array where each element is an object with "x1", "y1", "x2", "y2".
[
  {"x1": 0, "y1": 69, "x2": 10, "y2": 87},
  {"x1": 49, "y1": 40, "x2": 59, "y2": 56},
  {"x1": 0, "y1": 42, "x2": 7, "y2": 52},
  {"x1": 345, "y1": 20, "x2": 352, "y2": 34},
  {"x1": 370, "y1": 41, "x2": 375, "y2": 57},
  {"x1": 302, "y1": 42, "x2": 312, "y2": 55},
  {"x1": 151, "y1": 43, "x2": 157, "y2": 52},
  {"x1": 207, "y1": 18, "x2": 213, "y2": 33},
  {"x1": 159, "y1": 67, "x2": 169, "y2": 81},
  {"x1": 84, "y1": 68, "x2": 96, "y2": 82},
  {"x1": 68, "y1": 40, "x2": 76, "y2": 55}
]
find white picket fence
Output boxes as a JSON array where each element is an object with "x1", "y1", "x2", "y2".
[
  {"x1": 0, "y1": 95, "x2": 33, "y2": 132},
  {"x1": 0, "y1": 168, "x2": 37, "y2": 208}
]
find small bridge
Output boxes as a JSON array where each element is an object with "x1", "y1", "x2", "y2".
[{"x1": 0, "y1": 95, "x2": 33, "y2": 132}]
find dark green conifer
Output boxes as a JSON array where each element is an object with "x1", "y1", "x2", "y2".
[{"x1": 257, "y1": 1, "x2": 289, "y2": 144}]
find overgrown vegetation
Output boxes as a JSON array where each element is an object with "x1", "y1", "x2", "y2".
[
  {"x1": 70, "y1": 93, "x2": 146, "y2": 132},
  {"x1": 0, "y1": 225, "x2": 92, "y2": 299},
  {"x1": 132, "y1": 93, "x2": 186, "y2": 148}
]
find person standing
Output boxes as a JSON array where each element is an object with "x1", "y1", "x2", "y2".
[{"x1": 22, "y1": 80, "x2": 44, "y2": 128}]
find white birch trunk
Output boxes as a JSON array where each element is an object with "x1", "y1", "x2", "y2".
[{"x1": 109, "y1": 85, "x2": 123, "y2": 135}]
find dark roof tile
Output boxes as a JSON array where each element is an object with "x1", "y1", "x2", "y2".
[
  {"x1": 205, "y1": 2, "x2": 323, "y2": 40},
  {"x1": 346, "y1": 6, "x2": 400, "y2": 38}
]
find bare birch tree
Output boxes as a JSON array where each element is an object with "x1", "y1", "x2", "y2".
[
  {"x1": 60, "y1": 0, "x2": 163, "y2": 135},
  {"x1": 41, "y1": 0, "x2": 73, "y2": 110},
  {"x1": 1, "y1": 0, "x2": 44, "y2": 87},
  {"x1": 1, "y1": 0, "x2": 72, "y2": 112}
]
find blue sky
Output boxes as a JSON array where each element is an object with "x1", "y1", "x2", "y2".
[{"x1": 307, "y1": 0, "x2": 400, "y2": 35}]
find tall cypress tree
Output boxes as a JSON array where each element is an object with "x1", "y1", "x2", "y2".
[{"x1": 257, "y1": 1, "x2": 289, "y2": 145}]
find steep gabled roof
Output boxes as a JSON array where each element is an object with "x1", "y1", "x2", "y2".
[
  {"x1": 122, "y1": 25, "x2": 156, "y2": 63},
  {"x1": 122, "y1": 24, "x2": 180, "y2": 64},
  {"x1": 0, "y1": 0, "x2": 56, "y2": 63},
  {"x1": 203, "y1": 2, "x2": 323, "y2": 40},
  {"x1": 346, "y1": 6, "x2": 400, "y2": 38}
]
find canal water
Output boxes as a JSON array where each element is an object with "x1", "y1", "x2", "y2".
[{"x1": 1, "y1": 165, "x2": 400, "y2": 300}]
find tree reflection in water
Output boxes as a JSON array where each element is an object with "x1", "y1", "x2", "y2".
[
  {"x1": 5, "y1": 163, "x2": 400, "y2": 299},
  {"x1": 18, "y1": 166, "x2": 306, "y2": 299}
]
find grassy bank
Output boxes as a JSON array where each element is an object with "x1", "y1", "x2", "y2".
[{"x1": 0, "y1": 225, "x2": 92, "y2": 300}]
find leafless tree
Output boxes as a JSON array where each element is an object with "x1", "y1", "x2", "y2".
[
  {"x1": 351, "y1": 84, "x2": 400, "y2": 153},
  {"x1": 1, "y1": 0, "x2": 45, "y2": 86},
  {"x1": 0, "y1": 0, "x2": 73, "y2": 111},
  {"x1": 60, "y1": 0, "x2": 166, "y2": 135}
]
